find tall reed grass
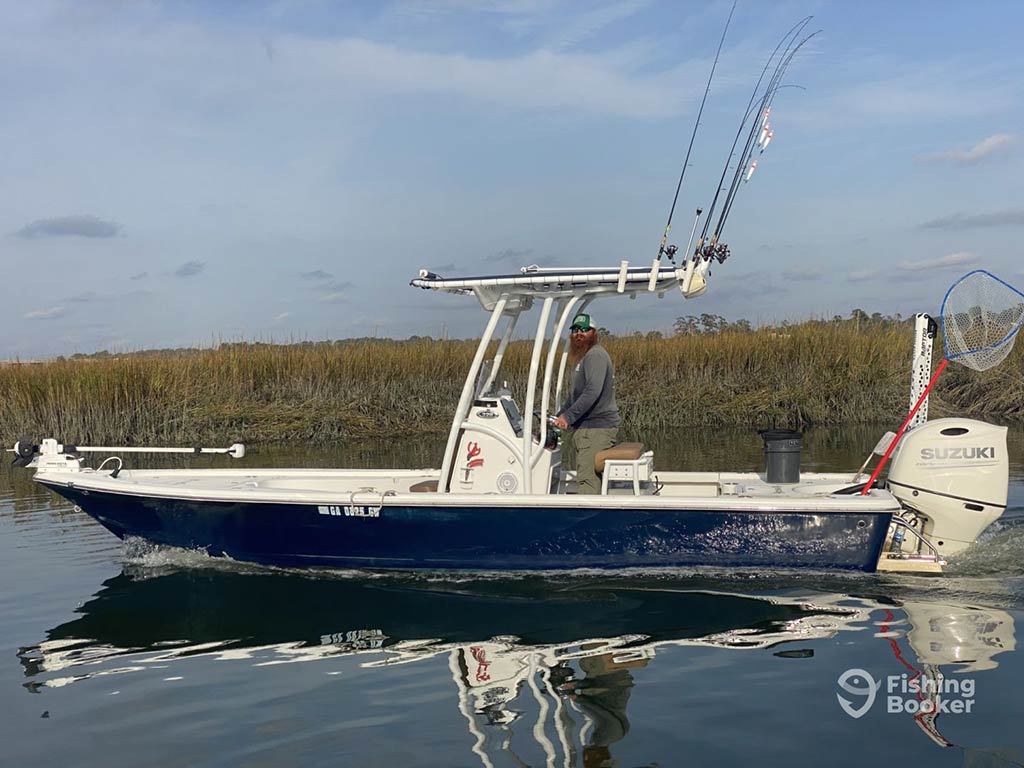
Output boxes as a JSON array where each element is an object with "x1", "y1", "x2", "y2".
[{"x1": 1, "y1": 321, "x2": 1021, "y2": 447}]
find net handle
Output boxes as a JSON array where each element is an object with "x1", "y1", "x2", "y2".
[
  {"x1": 865, "y1": 269, "x2": 1024, "y2": 494},
  {"x1": 860, "y1": 358, "x2": 948, "y2": 496}
]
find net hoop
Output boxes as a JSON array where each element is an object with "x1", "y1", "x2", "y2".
[{"x1": 939, "y1": 269, "x2": 1024, "y2": 371}]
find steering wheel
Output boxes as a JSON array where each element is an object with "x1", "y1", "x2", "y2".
[{"x1": 532, "y1": 411, "x2": 560, "y2": 449}]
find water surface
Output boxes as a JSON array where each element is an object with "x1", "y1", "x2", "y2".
[{"x1": 2, "y1": 427, "x2": 1023, "y2": 767}]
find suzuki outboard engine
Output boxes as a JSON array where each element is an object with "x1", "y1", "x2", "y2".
[{"x1": 888, "y1": 418, "x2": 1008, "y2": 555}]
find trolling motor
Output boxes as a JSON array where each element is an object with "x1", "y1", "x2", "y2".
[
  {"x1": 9, "y1": 438, "x2": 247, "y2": 472},
  {"x1": 11, "y1": 437, "x2": 37, "y2": 468}
]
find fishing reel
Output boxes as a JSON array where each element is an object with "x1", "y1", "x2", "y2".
[
  {"x1": 700, "y1": 243, "x2": 730, "y2": 264},
  {"x1": 657, "y1": 243, "x2": 679, "y2": 263}
]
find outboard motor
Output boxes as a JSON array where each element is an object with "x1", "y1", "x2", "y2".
[{"x1": 888, "y1": 418, "x2": 1009, "y2": 555}]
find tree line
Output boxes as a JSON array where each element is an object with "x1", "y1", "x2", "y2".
[{"x1": 667, "y1": 310, "x2": 910, "y2": 337}]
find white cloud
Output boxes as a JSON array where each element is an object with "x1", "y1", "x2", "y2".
[
  {"x1": 0, "y1": 0, "x2": 717, "y2": 166},
  {"x1": 550, "y1": 0, "x2": 654, "y2": 51},
  {"x1": 273, "y1": 312, "x2": 291, "y2": 322},
  {"x1": 389, "y1": 0, "x2": 555, "y2": 22},
  {"x1": 846, "y1": 252, "x2": 978, "y2": 283},
  {"x1": 66, "y1": 289, "x2": 151, "y2": 303},
  {"x1": 386, "y1": 0, "x2": 650, "y2": 47},
  {"x1": 917, "y1": 133, "x2": 1017, "y2": 165},
  {"x1": 23, "y1": 306, "x2": 67, "y2": 320},
  {"x1": 920, "y1": 208, "x2": 1024, "y2": 230},
  {"x1": 897, "y1": 251, "x2": 978, "y2": 272},
  {"x1": 278, "y1": 36, "x2": 698, "y2": 118}
]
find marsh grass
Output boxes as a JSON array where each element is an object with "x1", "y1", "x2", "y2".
[{"x1": 1, "y1": 322, "x2": 1021, "y2": 446}]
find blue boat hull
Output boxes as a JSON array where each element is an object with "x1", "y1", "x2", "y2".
[{"x1": 42, "y1": 483, "x2": 891, "y2": 572}]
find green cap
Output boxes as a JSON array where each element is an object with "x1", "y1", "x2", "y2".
[{"x1": 570, "y1": 313, "x2": 593, "y2": 331}]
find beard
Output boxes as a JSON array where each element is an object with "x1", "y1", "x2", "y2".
[{"x1": 570, "y1": 332, "x2": 597, "y2": 362}]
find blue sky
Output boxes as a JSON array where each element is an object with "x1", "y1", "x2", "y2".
[{"x1": 2, "y1": 0, "x2": 1023, "y2": 357}]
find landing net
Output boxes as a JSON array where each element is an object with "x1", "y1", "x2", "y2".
[{"x1": 941, "y1": 270, "x2": 1024, "y2": 372}]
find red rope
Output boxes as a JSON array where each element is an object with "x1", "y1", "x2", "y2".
[
  {"x1": 879, "y1": 608, "x2": 955, "y2": 747},
  {"x1": 861, "y1": 358, "x2": 949, "y2": 496}
]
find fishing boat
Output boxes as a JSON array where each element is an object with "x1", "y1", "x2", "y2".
[
  {"x1": 9, "y1": 261, "x2": 1010, "y2": 574},
  {"x1": 7, "y1": 11, "x2": 1014, "y2": 574}
]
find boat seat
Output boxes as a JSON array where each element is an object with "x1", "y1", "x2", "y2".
[
  {"x1": 409, "y1": 480, "x2": 439, "y2": 493},
  {"x1": 595, "y1": 442, "x2": 645, "y2": 473}
]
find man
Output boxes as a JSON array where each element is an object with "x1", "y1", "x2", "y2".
[{"x1": 553, "y1": 313, "x2": 620, "y2": 494}]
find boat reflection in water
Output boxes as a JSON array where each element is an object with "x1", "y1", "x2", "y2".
[
  {"x1": 18, "y1": 565, "x2": 1015, "y2": 764},
  {"x1": 873, "y1": 599, "x2": 1015, "y2": 749}
]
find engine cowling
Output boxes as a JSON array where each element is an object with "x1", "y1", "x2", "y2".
[{"x1": 887, "y1": 418, "x2": 1009, "y2": 555}]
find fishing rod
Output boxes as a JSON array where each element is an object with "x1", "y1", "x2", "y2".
[
  {"x1": 690, "y1": 17, "x2": 812, "y2": 264},
  {"x1": 712, "y1": 31, "x2": 818, "y2": 241},
  {"x1": 652, "y1": 0, "x2": 736, "y2": 272}
]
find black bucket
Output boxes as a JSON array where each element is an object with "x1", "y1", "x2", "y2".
[{"x1": 759, "y1": 429, "x2": 803, "y2": 484}]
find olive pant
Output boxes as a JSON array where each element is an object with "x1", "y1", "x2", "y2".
[{"x1": 572, "y1": 427, "x2": 618, "y2": 495}]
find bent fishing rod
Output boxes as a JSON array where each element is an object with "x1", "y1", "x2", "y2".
[
  {"x1": 653, "y1": 0, "x2": 736, "y2": 273},
  {"x1": 691, "y1": 18, "x2": 815, "y2": 266},
  {"x1": 712, "y1": 32, "x2": 819, "y2": 243}
]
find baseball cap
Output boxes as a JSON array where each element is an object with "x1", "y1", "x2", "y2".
[{"x1": 570, "y1": 313, "x2": 593, "y2": 331}]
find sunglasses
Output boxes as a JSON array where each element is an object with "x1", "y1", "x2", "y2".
[{"x1": 570, "y1": 328, "x2": 591, "y2": 335}]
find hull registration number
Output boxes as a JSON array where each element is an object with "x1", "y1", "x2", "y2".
[{"x1": 317, "y1": 505, "x2": 381, "y2": 518}]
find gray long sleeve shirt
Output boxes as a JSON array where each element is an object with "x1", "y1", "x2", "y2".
[{"x1": 562, "y1": 345, "x2": 620, "y2": 429}]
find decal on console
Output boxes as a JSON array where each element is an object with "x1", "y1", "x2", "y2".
[{"x1": 466, "y1": 441, "x2": 484, "y2": 468}]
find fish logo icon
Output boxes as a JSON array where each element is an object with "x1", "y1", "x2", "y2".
[{"x1": 836, "y1": 668, "x2": 880, "y2": 719}]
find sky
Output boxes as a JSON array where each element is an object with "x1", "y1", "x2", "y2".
[{"x1": 2, "y1": 0, "x2": 1023, "y2": 358}]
